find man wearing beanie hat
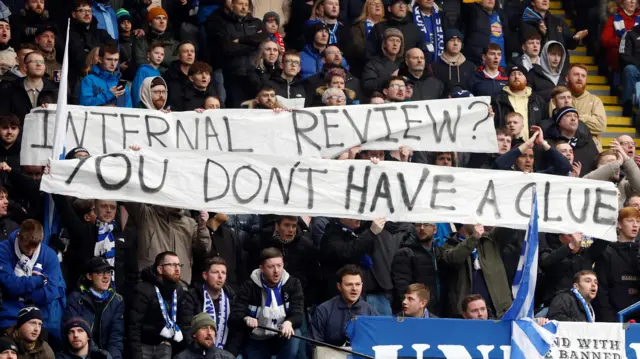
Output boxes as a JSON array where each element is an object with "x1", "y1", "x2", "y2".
[
  {"x1": 173, "y1": 313, "x2": 234, "y2": 359},
  {"x1": 0, "y1": 337, "x2": 18, "y2": 359},
  {"x1": 431, "y1": 28, "x2": 477, "y2": 91},
  {"x1": 300, "y1": 23, "x2": 349, "y2": 80},
  {"x1": 5, "y1": 306, "x2": 54, "y2": 359},
  {"x1": 543, "y1": 106, "x2": 599, "y2": 177},
  {"x1": 365, "y1": 0, "x2": 425, "y2": 60},
  {"x1": 491, "y1": 64, "x2": 546, "y2": 140},
  {"x1": 58, "y1": 318, "x2": 111, "y2": 359},
  {"x1": 91, "y1": 0, "x2": 118, "y2": 41},
  {"x1": 132, "y1": 7, "x2": 177, "y2": 74},
  {"x1": 362, "y1": 28, "x2": 404, "y2": 96}
]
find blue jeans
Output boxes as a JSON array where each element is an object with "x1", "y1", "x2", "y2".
[
  {"x1": 243, "y1": 329, "x2": 301, "y2": 359},
  {"x1": 365, "y1": 294, "x2": 392, "y2": 316},
  {"x1": 622, "y1": 64, "x2": 640, "y2": 104}
]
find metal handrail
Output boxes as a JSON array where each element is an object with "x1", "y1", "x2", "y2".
[{"x1": 618, "y1": 301, "x2": 640, "y2": 322}]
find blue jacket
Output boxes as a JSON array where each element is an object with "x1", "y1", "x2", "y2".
[
  {"x1": 310, "y1": 296, "x2": 377, "y2": 346},
  {"x1": 131, "y1": 64, "x2": 161, "y2": 109},
  {"x1": 299, "y1": 44, "x2": 349, "y2": 80},
  {"x1": 63, "y1": 283, "x2": 125, "y2": 359},
  {"x1": 0, "y1": 231, "x2": 66, "y2": 339},
  {"x1": 467, "y1": 66, "x2": 509, "y2": 98},
  {"x1": 80, "y1": 65, "x2": 132, "y2": 108},
  {"x1": 92, "y1": 1, "x2": 118, "y2": 41}
]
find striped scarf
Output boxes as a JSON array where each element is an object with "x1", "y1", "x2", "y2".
[
  {"x1": 155, "y1": 287, "x2": 183, "y2": 342},
  {"x1": 614, "y1": 12, "x2": 640, "y2": 38},
  {"x1": 203, "y1": 286, "x2": 229, "y2": 348},
  {"x1": 95, "y1": 220, "x2": 116, "y2": 269}
]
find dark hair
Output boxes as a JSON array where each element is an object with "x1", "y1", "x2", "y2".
[
  {"x1": 259, "y1": 247, "x2": 283, "y2": 264},
  {"x1": 336, "y1": 264, "x2": 362, "y2": 283},
  {"x1": 624, "y1": 195, "x2": 640, "y2": 207},
  {"x1": 495, "y1": 128, "x2": 507, "y2": 136},
  {"x1": 150, "y1": 77, "x2": 166, "y2": 88},
  {"x1": 19, "y1": 43, "x2": 39, "y2": 52},
  {"x1": 573, "y1": 269, "x2": 596, "y2": 284},
  {"x1": 523, "y1": 30, "x2": 541, "y2": 42},
  {"x1": 275, "y1": 215, "x2": 297, "y2": 224},
  {"x1": 189, "y1": 61, "x2": 212, "y2": 76},
  {"x1": 99, "y1": 44, "x2": 119, "y2": 58},
  {"x1": 204, "y1": 256, "x2": 227, "y2": 272},
  {"x1": 0, "y1": 187, "x2": 8, "y2": 198},
  {"x1": 149, "y1": 41, "x2": 165, "y2": 52},
  {"x1": 178, "y1": 40, "x2": 196, "y2": 52},
  {"x1": 71, "y1": 198, "x2": 94, "y2": 219},
  {"x1": 18, "y1": 219, "x2": 44, "y2": 249},
  {"x1": 383, "y1": 75, "x2": 405, "y2": 89},
  {"x1": 74, "y1": 0, "x2": 91, "y2": 9},
  {"x1": 24, "y1": 50, "x2": 44, "y2": 65},
  {"x1": 370, "y1": 91, "x2": 385, "y2": 100},
  {"x1": 0, "y1": 115, "x2": 20, "y2": 128},
  {"x1": 547, "y1": 42, "x2": 564, "y2": 55},
  {"x1": 155, "y1": 251, "x2": 179, "y2": 267},
  {"x1": 257, "y1": 84, "x2": 276, "y2": 94},
  {"x1": 461, "y1": 294, "x2": 485, "y2": 313},
  {"x1": 483, "y1": 43, "x2": 502, "y2": 54}
]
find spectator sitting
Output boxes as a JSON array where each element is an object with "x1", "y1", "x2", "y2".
[
  {"x1": 0, "y1": 338, "x2": 18, "y2": 359},
  {"x1": 547, "y1": 270, "x2": 598, "y2": 322},
  {"x1": 399, "y1": 48, "x2": 444, "y2": 100},
  {"x1": 544, "y1": 107, "x2": 599, "y2": 176},
  {"x1": 601, "y1": 0, "x2": 640, "y2": 73},
  {"x1": 362, "y1": 28, "x2": 404, "y2": 96},
  {"x1": 62, "y1": 257, "x2": 124, "y2": 359},
  {"x1": 248, "y1": 39, "x2": 281, "y2": 95},
  {"x1": 431, "y1": 29, "x2": 476, "y2": 92},
  {"x1": 79, "y1": 44, "x2": 132, "y2": 107},
  {"x1": 133, "y1": 8, "x2": 178, "y2": 75},
  {"x1": 116, "y1": 9, "x2": 134, "y2": 80},
  {"x1": 347, "y1": 0, "x2": 385, "y2": 77},
  {"x1": 528, "y1": 41, "x2": 567, "y2": 102},
  {"x1": 583, "y1": 141, "x2": 640, "y2": 207},
  {"x1": 0, "y1": 220, "x2": 66, "y2": 341},
  {"x1": 265, "y1": 50, "x2": 306, "y2": 102},
  {"x1": 491, "y1": 65, "x2": 547, "y2": 136},
  {"x1": 241, "y1": 85, "x2": 283, "y2": 109},
  {"x1": 461, "y1": 294, "x2": 489, "y2": 320},
  {"x1": 467, "y1": 44, "x2": 508, "y2": 98},
  {"x1": 321, "y1": 87, "x2": 346, "y2": 106},
  {"x1": 171, "y1": 62, "x2": 218, "y2": 111},
  {"x1": 227, "y1": 248, "x2": 303, "y2": 358},
  {"x1": 312, "y1": 68, "x2": 357, "y2": 106},
  {"x1": 91, "y1": 0, "x2": 118, "y2": 41},
  {"x1": 310, "y1": 265, "x2": 376, "y2": 346},
  {"x1": 173, "y1": 313, "x2": 234, "y2": 359},
  {"x1": 131, "y1": 42, "x2": 164, "y2": 107},
  {"x1": 57, "y1": 318, "x2": 112, "y2": 359},
  {"x1": 5, "y1": 306, "x2": 54, "y2": 359},
  {"x1": 512, "y1": 30, "x2": 541, "y2": 71},
  {"x1": 0, "y1": 115, "x2": 21, "y2": 170},
  {"x1": 401, "y1": 284, "x2": 435, "y2": 318},
  {"x1": 137, "y1": 76, "x2": 168, "y2": 110},
  {"x1": 365, "y1": 0, "x2": 425, "y2": 59},
  {"x1": 263, "y1": 12, "x2": 284, "y2": 52},
  {"x1": 303, "y1": 44, "x2": 362, "y2": 106}
]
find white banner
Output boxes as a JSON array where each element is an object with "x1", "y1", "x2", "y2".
[
  {"x1": 40, "y1": 148, "x2": 618, "y2": 241},
  {"x1": 21, "y1": 97, "x2": 498, "y2": 165},
  {"x1": 548, "y1": 322, "x2": 625, "y2": 359}
]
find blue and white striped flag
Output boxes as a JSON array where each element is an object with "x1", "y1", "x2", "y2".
[
  {"x1": 42, "y1": 19, "x2": 70, "y2": 245},
  {"x1": 503, "y1": 187, "x2": 558, "y2": 359}
]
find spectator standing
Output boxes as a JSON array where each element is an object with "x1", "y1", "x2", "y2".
[
  {"x1": 303, "y1": 44, "x2": 361, "y2": 105},
  {"x1": 545, "y1": 107, "x2": 599, "y2": 176},
  {"x1": 412, "y1": 0, "x2": 444, "y2": 63},
  {"x1": 248, "y1": 39, "x2": 281, "y2": 95},
  {"x1": 0, "y1": 220, "x2": 66, "y2": 341},
  {"x1": 431, "y1": 29, "x2": 475, "y2": 91},
  {"x1": 512, "y1": 31, "x2": 541, "y2": 71},
  {"x1": 467, "y1": 44, "x2": 508, "y2": 98},
  {"x1": 33, "y1": 25, "x2": 60, "y2": 82},
  {"x1": 600, "y1": 0, "x2": 640, "y2": 73},
  {"x1": 399, "y1": 48, "x2": 444, "y2": 100},
  {"x1": 620, "y1": 23, "x2": 640, "y2": 116},
  {"x1": 299, "y1": 23, "x2": 331, "y2": 80},
  {"x1": 79, "y1": 44, "x2": 132, "y2": 107},
  {"x1": 131, "y1": 42, "x2": 164, "y2": 107},
  {"x1": 365, "y1": 0, "x2": 425, "y2": 59},
  {"x1": 263, "y1": 12, "x2": 284, "y2": 52},
  {"x1": 307, "y1": 0, "x2": 347, "y2": 46},
  {"x1": 528, "y1": 40, "x2": 567, "y2": 101},
  {"x1": 547, "y1": 270, "x2": 598, "y2": 322},
  {"x1": 0, "y1": 19, "x2": 13, "y2": 66},
  {"x1": 4, "y1": 306, "x2": 54, "y2": 359},
  {"x1": 461, "y1": 0, "x2": 510, "y2": 67},
  {"x1": 173, "y1": 313, "x2": 234, "y2": 359},
  {"x1": 164, "y1": 41, "x2": 196, "y2": 111},
  {"x1": 57, "y1": 318, "x2": 112, "y2": 359},
  {"x1": 116, "y1": 9, "x2": 134, "y2": 79},
  {"x1": 0, "y1": 338, "x2": 18, "y2": 359},
  {"x1": 0, "y1": 115, "x2": 21, "y2": 170},
  {"x1": 310, "y1": 265, "x2": 376, "y2": 346},
  {"x1": 362, "y1": 28, "x2": 403, "y2": 96},
  {"x1": 382, "y1": 76, "x2": 406, "y2": 102},
  {"x1": 348, "y1": 0, "x2": 384, "y2": 77},
  {"x1": 133, "y1": 8, "x2": 178, "y2": 75},
  {"x1": 91, "y1": 0, "x2": 118, "y2": 41},
  {"x1": 10, "y1": 0, "x2": 49, "y2": 45},
  {"x1": 170, "y1": 61, "x2": 218, "y2": 111},
  {"x1": 128, "y1": 252, "x2": 185, "y2": 359},
  {"x1": 266, "y1": 50, "x2": 306, "y2": 102},
  {"x1": 227, "y1": 248, "x2": 303, "y2": 359},
  {"x1": 62, "y1": 257, "x2": 125, "y2": 359},
  {"x1": 137, "y1": 76, "x2": 168, "y2": 110},
  {"x1": 520, "y1": 0, "x2": 587, "y2": 53}
]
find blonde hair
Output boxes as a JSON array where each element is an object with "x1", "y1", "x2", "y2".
[
  {"x1": 355, "y1": 0, "x2": 385, "y2": 24},
  {"x1": 252, "y1": 39, "x2": 282, "y2": 70},
  {"x1": 310, "y1": 0, "x2": 325, "y2": 20},
  {"x1": 82, "y1": 47, "x2": 100, "y2": 77}
]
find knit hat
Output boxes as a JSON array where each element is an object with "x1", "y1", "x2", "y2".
[
  {"x1": 0, "y1": 338, "x2": 18, "y2": 354},
  {"x1": 305, "y1": 21, "x2": 329, "y2": 44},
  {"x1": 190, "y1": 313, "x2": 216, "y2": 337},
  {"x1": 553, "y1": 106, "x2": 578, "y2": 124},
  {"x1": 147, "y1": 7, "x2": 168, "y2": 23},
  {"x1": 16, "y1": 306, "x2": 43, "y2": 329},
  {"x1": 263, "y1": 11, "x2": 280, "y2": 25},
  {"x1": 444, "y1": 29, "x2": 464, "y2": 44},
  {"x1": 507, "y1": 64, "x2": 526, "y2": 77},
  {"x1": 63, "y1": 317, "x2": 91, "y2": 338},
  {"x1": 65, "y1": 147, "x2": 90, "y2": 159},
  {"x1": 116, "y1": 8, "x2": 132, "y2": 23},
  {"x1": 383, "y1": 28, "x2": 404, "y2": 56}
]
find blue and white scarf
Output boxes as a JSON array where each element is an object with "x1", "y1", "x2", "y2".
[
  {"x1": 258, "y1": 273, "x2": 286, "y2": 335},
  {"x1": 203, "y1": 286, "x2": 229, "y2": 348},
  {"x1": 95, "y1": 220, "x2": 116, "y2": 269},
  {"x1": 571, "y1": 287, "x2": 595, "y2": 323},
  {"x1": 155, "y1": 286, "x2": 183, "y2": 342},
  {"x1": 413, "y1": 4, "x2": 444, "y2": 61},
  {"x1": 614, "y1": 12, "x2": 640, "y2": 38},
  {"x1": 365, "y1": 19, "x2": 374, "y2": 37},
  {"x1": 326, "y1": 21, "x2": 339, "y2": 44}
]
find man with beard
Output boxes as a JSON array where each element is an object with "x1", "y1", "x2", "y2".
[
  {"x1": 401, "y1": 284, "x2": 434, "y2": 318},
  {"x1": 307, "y1": 0, "x2": 347, "y2": 47},
  {"x1": 548, "y1": 270, "x2": 598, "y2": 322},
  {"x1": 363, "y1": 28, "x2": 404, "y2": 96},
  {"x1": 365, "y1": 0, "x2": 425, "y2": 59},
  {"x1": 33, "y1": 25, "x2": 61, "y2": 82},
  {"x1": 11, "y1": 0, "x2": 49, "y2": 45},
  {"x1": 592, "y1": 207, "x2": 640, "y2": 322},
  {"x1": 303, "y1": 44, "x2": 362, "y2": 106},
  {"x1": 0, "y1": 115, "x2": 21, "y2": 170},
  {"x1": 550, "y1": 64, "x2": 606, "y2": 152},
  {"x1": 381, "y1": 76, "x2": 406, "y2": 102},
  {"x1": 179, "y1": 258, "x2": 234, "y2": 350},
  {"x1": 4, "y1": 306, "x2": 54, "y2": 359},
  {"x1": 399, "y1": 48, "x2": 445, "y2": 100},
  {"x1": 241, "y1": 84, "x2": 283, "y2": 109},
  {"x1": 137, "y1": 77, "x2": 168, "y2": 110},
  {"x1": 129, "y1": 252, "x2": 185, "y2": 359},
  {"x1": 227, "y1": 248, "x2": 303, "y2": 359},
  {"x1": 174, "y1": 313, "x2": 234, "y2": 359},
  {"x1": 491, "y1": 65, "x2": 547, "y2": 138},
  {"x1": 310, "y1": 265, "x2": 376, "y2": 346},
  {"x1": 391, "y1": 222, "x2": 442, "y2": 315},
  {"x1": 57, "y1": 318, "x2": 111, "y2": 359}
]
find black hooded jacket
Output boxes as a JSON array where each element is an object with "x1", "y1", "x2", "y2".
[
  {"x1": 365, "y1": 17, "x2": 427, "y2": 59},
  {"x1": 265, "y1": 73, "x2": 307, "y2": 100},
  {"x1": 593, "y1": 242, "x2": 640, "y2": 322},
  {"x1": 547, "y1": 289, "x2": 594, "y2": 322},
  {"x1": 68, "y1": 18, "x2": 116, "y2": 82},
  {"x1": 398, "y1": 67, "x2": 445, "y2": 100},
  {"x1": 544, "y1": 122, "x2": 599, "y2": 177}
]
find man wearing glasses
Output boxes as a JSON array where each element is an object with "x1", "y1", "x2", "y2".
[
  {"x1": 129, "y1": 251, "x2": 186, "y2": 359},
  {"x1": 391, "y1": 222, "x2": 442, "y2": 316},
  {"x1": 266, "y1": 50, "x2": 306, "y2": 104},
  {"x1": 382, "y1": 76, "x2": 407, "y2": 103}
]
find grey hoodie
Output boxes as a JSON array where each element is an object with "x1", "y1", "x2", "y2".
[
  {"x1": 540, "y1": 40, "x2": 566, "y2": 86},
  {"x1": 139, "y1": 76, "x2": 167, "y2": 110}
]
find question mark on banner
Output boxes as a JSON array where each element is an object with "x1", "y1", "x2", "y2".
[{"x1": 468, "y1": 101, "x2": 491, "y2": 140}]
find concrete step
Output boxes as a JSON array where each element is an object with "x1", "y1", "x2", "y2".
[
  {"x1": 550, "y1": 1, "x2": 562, "y2": 9},
  {"x1": 605, "y1": 105, "x2": 623, "y2": 116},
  {"x1": 600, "y1": 95, "x2": 619, "y2": 105},
  {"x1": 587, "y1": 75, "x2": 607, "y2": 84},
  {"x1": 572, "y1": 55, "x2": 594, "y2": 64},
  {"x1": 608, "y1": 116, "x2": 632, "y2": 126},
  {"x1": 606, "y1": 125, "x2": 636, "y2": 133},
  {"x1": 551, "y1": 9, "x2": 564, "y2": 17}
]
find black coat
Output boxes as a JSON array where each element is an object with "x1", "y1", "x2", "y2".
[
  {"x1": 520, "y1": 9, "x2": 578, "y2": 51},
  {"x1": 265, "y1": 74, "x2": 307, "y2": 101},
  {"x1": 128, "y1": 267, "x2": 185, "y2": 359},
  {"x1": 366, "y1": 17, "x2": 426, "y2": 59},
  {"x1": 398, "y1": 67, "x2": 445, "y2": 100},
  {"x1": 593, "y1": 242, "x2": 640, "y2": 322},
  {"x1": 0, "y1": 77, "x2": 58, "y2": 123},
  {"x1": 621, "y1": 25, "x2": 640, "y2": 70},
  {"x1": 461, "y1": 3, "x2": 511, "y2": 66},
  {"x1": 362, "y1": 54, "x2": 402, "y2": 96},
  {"x1": 544, "y1": 123, "x2": 599, "y2": 177},
  {"x1": 164, "y1": 60, "x2": 191, "y2": 110},
  {"x1": 211, "y1": 10, "x2": 267, "y2": 77},
  {"x1": 547, "y1": 289, "x2": 593, "y2": 322},
  {"x1": 191, "y1": 225, "x2": 243, "y2": 291},
  {"x1": 177, "y1": 284, "x2": 236, "y2": 345},
  {"x1": 170, "y1": 83, "x2": 218, "y2": 111},
  {"x1": 430, "y1": 57, "x2": 476, "y2": 91},
  {"x1": 527, "y1": 64, "x2": 567, "y2": 102},
  {"x1": 303, "y1": 66, "x2": 364, "y2": 106},
  {"x1": 173, "y1": 343, "x2": 235, "y2": 359},
  {"x1": 0, "y1": 217, "x2": 18, "y2": 241},
  {"x1": 68, "y1": 18, "x2": 116, "y2": 86},
  {"x1": 56, "y1": 347, "x2": 113, "y2": 359},
  {"x1": 247, "y1": 63, "x2": 279, "y2": 95},
  {"x1": 491, "y1": 88, "x2": 547, "y2": 129}
]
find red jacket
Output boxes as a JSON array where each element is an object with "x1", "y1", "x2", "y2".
[{"x1": 601, "y1": 8, "x2": 640, "y2": 71}]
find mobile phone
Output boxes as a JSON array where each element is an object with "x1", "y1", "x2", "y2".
[{"x1": 117, "y1": 80, "x2": 127, "y2": 88}]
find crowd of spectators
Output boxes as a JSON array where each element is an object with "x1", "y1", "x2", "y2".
[{"x1": 0, "y1": 0, "x2": 637, "y2": 358}]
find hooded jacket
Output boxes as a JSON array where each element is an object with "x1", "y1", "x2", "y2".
[
  {"x1": 226, "y1": 269, "x2": 304, "y2": 355},
  {"x1": 62, "y1": 281, "x2": 125, "y2": 359},
  {"x1": 79, "y1": 65, "x2": 132, "y2": 108},
  {"x1": 299, "y1": 44, "x2": 349, "y2": 80},
  {"x1": 6, "y1": 326, "x2": 54, "y2": 359},
  {"x1": 547, "y1": 289, "x2": 594, "y2": 322},
  {"x1": 362, "y1": 54, "x2": 403, "y2": 96},
  {"x1": 137, "y1": 76, "x2": 168, "y2": 110},
  {"x1": 128, "y1": 266, "x2": 185, "y2": 359},
  {"x1": 467, "y1": 66, "x2": 508, "y2": 97},
  {"x1": 603, "y1": 9, "x2": 640, "y2": 71},
  {"x1": 132, "y1": 31, "x2": 179, "y2": 74},
  {"x1": 123, "y1": 203, "x2": 211, "y2": 285},
  {"x1": 132, "y1": 65, "x2": 162, "y2": 108},
  {"x1": 491, "y1": 86, "x2": 547, "y2": 130},
  {"x1": 431, "y1": 52, "x2": 477, "y2": 91},
  {"x1": 399, "y1": 66, "x2": 445, "y2": 100},
  {"x1": 528, "y1": 41, "x2": 567, "y2": 101},
  {"x1": 365, "y1": 17, "x2": 426, "y2": 59}
]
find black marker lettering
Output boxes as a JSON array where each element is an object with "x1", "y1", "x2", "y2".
[
  {"x1": 65, "y1": 156, "x2": 90, "y2": 184},
  {"x1": 430, "y1": 175, "x2": 456, "y2": 211},
  {"x1": 544, "y1": 182, "x2": 562, "y2": 222},
  {"x1": 67, "y1": 111, "x2": 89, "y2": 148},
  {"x1": 30, "y1": 109, "x2": 54, "y2": 149},
  {"x1": 120, "y1": 113, "x2": 140, "y2": 149},
  {"x1": 177, "y1": 118, "x2": 199, "y2": 150},
  {"x1": 593, "y1": 188, "x2": 617, "y2": 225},
  {"x1": 320, "y1": 109, "x2": 344, "y2": 149},
  {"x1": 373, "y1": 106, "x2": 400, "y2": 143},
  {"x1": 567, "y1": 188, "x2": 590, "y2": 224},
  {"x1": 204, "y1": 159, "x2": 230, "y2": 202},
  {"x1": 401, "y1": 104, "x2": 421, "y2": 140},
  {"x1": 95, "y1": 154, "x2": 131, "y2": 190},
  {"x1": 298, "y1": 167, "x2": 328, "y2": 209},
  {"x1": 343, "y1": 108, "x2": 371, "y2": 143},
  {"x1": 345, "y1": 165, "x2": 370, "y2": 213},
  {"x1": 144, "y1": 115, "x2": 170, "y2": 147},
  {"x1": 370, "y1": 172, "x2": 394, "y2": 213},
  {"x1": 515, "y1": 183, "x2": 536, "y2": 218},
  {"x1": 264, "y1": 162, "x2": 300, "y2": 204},
  {"x1": 232, "y1": 165, "x2": 262, "y2": 204},
  {"x1": 397, "y1": 168, "x2": 429, "y2": 210},
  {"x1": 138, "y1": 156, "x2": 168, "y2": 193},
  {"x1": 476, "y1": 180, "x2": 501, "y2": 218},
  {"x1": 205, "y1": 117, "x2": 223, "y2": 151},
  {"x1": 426, "y1": 104, "x2": 461, "y2": 143},
  {"x1": 292, "y1": 110, "x2": 321, "y2": 155},
  {"x1": 224, "y1": 117, "x2": 253, "y2": 152},
  {"x1": 91, "y1": 112, "x2": 118, "y2": 153}
]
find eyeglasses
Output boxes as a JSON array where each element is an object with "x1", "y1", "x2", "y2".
[
  {"x1": 151, "y1": 90, "x2": 167, "y2": 95},
  {"x1": 619, "y1": 141, "x2": 635, "y2": 147},
  {"x1": 26, "y1": 60, "x2": 45, "y2": 65},
  {"x1": 161, "y1": 263, "x2": 184, "y2": 268},
  {"x1": 389, "y1": 84, "x2": 406, "y2": 90},
  {"x1": 328, "y1": 96, "x2": 346, "y2": 102},
  {"x1": 75, "y1": 8, "x2": 92, "y2": 14},
  {"x1": 283, "y1": 60, "x2": 300, "y2": 66}
]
